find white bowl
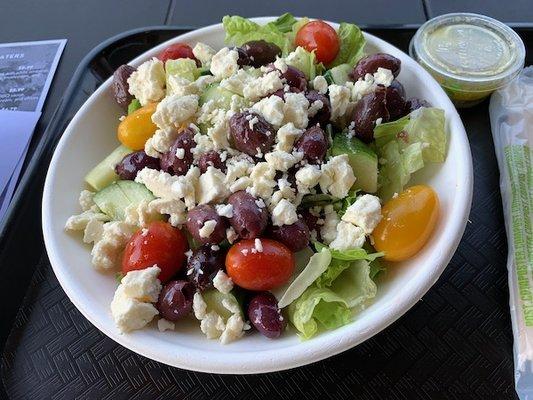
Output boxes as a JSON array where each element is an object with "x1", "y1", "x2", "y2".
[{"x1": 42, "y1": 17, "x2": 473, "y2": 374}]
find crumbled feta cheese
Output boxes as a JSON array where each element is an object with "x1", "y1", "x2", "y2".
[
  {"x1": 207, "y1": 117, "x2": 232, "y2": 150},
  {"x1": 319, "y1": 155, "x2": 356, "y2": 198},
  {"x1": 251, "y1": 95, "x2": 285, "y2": 127},
  {"x1": 166, "y1": 75, "x2": 199, "y2": 97},
  {"x1": 197, "y1": 166, "x2": 229, "y2": 204},
  {"x1": 230, "y1": 176, "x2": 252, "y2": 192},
  {"x1": 226, "y1": 227, "x2": 238, "y2": 244},
  {"x1": 91, "y1": 222, "x2": 137, "y2": 270},
  {"x1": 265, "y1": 150, "x2": 302, "y2": 172},
  {"x1": 157, "y1": 318, "x2": 175, "y2": 332},
  {"x1": 273, "y1": 57, "x2": 288, "y2": 73},
  {"x1": 110, "y1": 285, "x2": 159, "y2": 333},
  {"x1": 148, "y1": 198, "x2": 187, "y2": 226},
  {"x1": 79, "y1": 190, "x2": 96, "y2": 211},
  {"x1": 65, "y1": 209, "x2": 109, "y2": 231},
  {"x1": 271, "y1": 199, "x2": 298, "y2": 226},
  {"x1": 83, "y1": 219, "x2": 104, "y2": 244},
  {"x1": 170, "y1": 166, "x2": 201, "y2": 209},
  {"x1": 329, "y1": 221, "x2": 366, "y2": 250},
  {"x1": 210, "y1": 47, "x2": 239, "y2": 78},
  {"x1": 193, "y1": 291, "x2": 208, "y2": 319},
  {"x1": 193, "y1": 42, "x2": 216, "y2": 67},
  {"x1": 254, "y1": 238, "x2": 263, "y2": 252},
  {"x1": 275, "y1": 123, "x2": 303, "y2": 152},
  {"x1": 349, "y1": 73, "x2": 375, "y2": 101},
  {"x1": 215, "y1": 203, "x2": 233, "y2": 218},
  {"x1": 151, "y1": 94, "x2": 199, "y2": 130},
  {"x1": 373, "y1": 67, "x2": 394, "y2": 87},
  {"x1": 321, "y1": 205, "x2": 339, "y2": 244},
  {"x1": 295, "y1": 164, "x2": 322, "y2": 194},
  {"x1": 243, "y1": 70, "x2": 284, "y2": 101},
  {"x1": 247, "y1": 162, "x2": 276, "y2": 199},
  {"x1": 127, "y1": 58, "x2": 165, "y2": 106},
  {"x1": 312, "y1": 75, "x2": 328, "y2": 94},
  {"x1": 220, "y1": 69, "x2": 254, "y2": 96},
  {"x1": 199, "y1": 219, "x2": 217, "y2": 238},
  {"x1": 213, "y1": 270, "x2": 234, "y2": 294},
  {"x1": 124, "y1": 199, "x2": 161, "y2": 228},
  {"x1": 342, "y1": 194, "x2": 382, "y2": 234},
  {"x1": 392, "y1": 192, "x2": 399, "y2": 199},
  {"x1": 329, "y1": 84, "x2": 354, "y2": 122},
  {"x1": 136, "y1": 168, "x2": 179, "y2": 199},
  {"x1": 144, "y1": 128, "x2": 180, "y2": 157},
  {"x1": 307, "y1": 100, "x2": 324, "y2": 118},
  {"x1": 219, "y1": 314, "x2": 246, "y2": 344},
  {"x1": 175, "y1": 148, "x2": 185, "y2": 159},
  {"x1": 121, "y1": 265, "x2": 162, "y2": 302},
  {"x1": 282, "y1": 92, "x2": 309, "y2": 129}
]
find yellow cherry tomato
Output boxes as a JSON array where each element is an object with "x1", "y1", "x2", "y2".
[
  {"x1": 373, "y1": 185, "x2": 439, "y2": 262},
  {"x1": 117, "y1": 102, "x2": 158, "y2": 150}
]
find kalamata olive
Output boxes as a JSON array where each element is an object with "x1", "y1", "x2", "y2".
[
  {"x1": 112, "y1": 64, "x2": 136, "y2": 110},
  {"x1": 281, "y1": 65, "x2": 307, "y2": 92},
  {"x1": 186, "y1": 245, "x2": 225, "y2": 291},
  {"x1": 242, "y1": 40, "x2": 282, "y2": 67},
  {"x1": 160, "y1": 128, "x2": 195, "y2": 176},
  {"x1": 267, "y1": 219, "x2": 310, "y2": 252},
  {"x1": 349, "y1": 53, "x2": 401, "y2": 82},
  {"x1": 305, "y1": 90, "x2": 331, "y2": 127},
  {"x1": 299, "y1": 209, "x2": 321, "y2": 241},
  {"x1": 294, "y1": 126, "x2": 328, "y2": 164},
  {"x1": 352, "y1": 87, "x2": 389, "y2": 143},
  {"x1": 186, "y1": 204, "x2": 228, "y2": 244},
  {"x1": 156, "y1": 280, "x2": 195, "y2": 321},
  {"x1": 115, "y1": 150, "x2": 160, "y2": 180},
  {"x1": 197, "y1": 150, "x2": 226, "y2": 173},
  {"x1": 385, "y1": 80, "x2": 407, "y2": 121},
  {"x1": 247, "y1": 292, "x2": 286, "y2": 338},
  {"x1": 227, "y1": 191, "x2": 268, "y2": 239},
  {"x1": 229, "y1": 111, "x2": 275, "y2": 157},
  {"x1": 405, "y1": 98, "x2": 431, "y2": 113},
  {"x1": 234, "y1": 47, "x2": 252, "y2": 67},
  {"x1": 271, "y1": 86, "x2": 299, "y2": 100}
]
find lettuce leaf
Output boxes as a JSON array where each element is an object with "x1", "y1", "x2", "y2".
[
  {"x1": 314, "y1": 241, "x2": 384, "y2": 261},
  {"x1": 267, "y1": 13, "x2": 297, "y2": 33},
  {"x1": 222, "y1": 15, "x2": 295, "y2": 55},
  {"x1": 328, "y1": 22, "x2": 366, "y2": 68},
  {"x1": 374, "y1": 107, "x2": 447, "y2": 200},
  {"x1": 329, "y1": 260, "x2": 377, "y2": 308},
  {"x1": 285, "y1": 46, "x2": 319, "y2": 80}
]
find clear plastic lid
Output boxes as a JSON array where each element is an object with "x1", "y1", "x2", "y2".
[{"x1": 411, "y1": 13, "x2": 525, "y2": 90}]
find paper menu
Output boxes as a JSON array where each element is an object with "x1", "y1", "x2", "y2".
[{"x1": 0, "y1": 39, "x2": 66, "y2": 222}]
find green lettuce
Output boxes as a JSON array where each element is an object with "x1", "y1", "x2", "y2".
[
  {"x1": 374, "y1": 107, "x2": 447, "y2": 200},
  {"x1": 223, "y1": 15, "x2": 296, "y2": 55},
  {"x1": 127, "y1": 99, "x2": 141, "y2": 114},
  {"x1": 285, "y1": 46, "x2": 322, "y2": 80},
  {"x1": 328, "y1": 22, "x2": 366, "y2": 68},
  {"x1": 314, "y1": 241, "x2": 384, "y2": 261}
]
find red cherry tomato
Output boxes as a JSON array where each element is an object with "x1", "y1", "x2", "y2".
[
  {"x1": 225, "y1": 239, "x2": 295, "y2": 291},
  {"x1": 157, "y1": 43, "x2": 200, "y2": 66},
  {"x1": 295, "y1": 20, "x2": 340, "y2": 64},
  {"x1": 122, "y1": 221, "x2": 188, "y2": 283}
]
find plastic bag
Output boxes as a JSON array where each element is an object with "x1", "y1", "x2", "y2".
[{"x1": 489, "y1": 67, "x2": 533, "y2": 399}]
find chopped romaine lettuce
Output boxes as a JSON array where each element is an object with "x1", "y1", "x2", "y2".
[
  {"x1": 285, "y1": 46, "x2": 319, "y2": 80},
  {"x1": 328, "y1": 260, "x2": 376, "y2": 308},
  {"x1": 222, "y1": 15, "x2": 295, "y2": 55},
  {"x1": 267, "y1": 13, "x2": 297, "y2": 33},
  {"x1": 314, "y1": 241, "x2": 384, "y2": 261},
  {"x1": 328, "y1": 22, "x2": 365, "y2": 68},
  {"x1": 277, "y1": 248, "x2": 332, "y2": 308},
  {"x1": 127, "y1": 99, "x2": 141, "y2": 114},
  {"x1": 300, "y1": 193, "x2": 340, "y2": 208},
  {"x1": 374, "y1": 107, "x2": 447, "y2": 200}
]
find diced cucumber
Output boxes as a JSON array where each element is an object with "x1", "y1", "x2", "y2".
[
  {"x1": 327, "y1": 63, "x2": 352, "y2": 85},
  {"x1": 93, "y1": 183, "x2": 132, "y2": 221},
  {"x1": 84, "y1": 145, "x2": 133, "y2": 191},
  {"x1": 199, "y1": 83, "x2": 238, "y2": 109},
  {"x1": 202, "y1": 290, "x2": 242, "y2": 320},
  {"x1": 332, "y1": 134, "x2": 378, "y2": 193},
  {"x1": 116, "y1": 180, "x2": 155, "y2": 203},
  {"x1": 165, "y1": 58, "x2": 200, "y2": 82},
  {"x1": 93, "y1": 180, "x2": 156, "y2": 221}
]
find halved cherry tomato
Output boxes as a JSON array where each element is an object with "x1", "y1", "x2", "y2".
[
  {"x1": 295, "y1": 20, "x2": 340, "y2": 64},
  {"x1": 157, "y1": 43, "x2": 200, "y2": 66},
  {"x1": 122, "y1": 221, "x2": 188, "y2": 282},
  {"x1": 373, "y1": 185, "x2": 440, "y2": 262},
  {"x1": 117, "y1": 102, "x2": 158, "y2": 150},
  {"x1": 225, "y1": 239, "x2": 295, "y2": 291}
]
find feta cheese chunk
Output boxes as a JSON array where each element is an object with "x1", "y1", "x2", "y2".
[
  {"x1": 120, "y1": 265, "x2": 162, "y2": 303},
  {"x1": 210, "y1": 47, "x2": 239, "y2": 78},
  {"x1": 342, "y1": 194, "x2": 382, "y2": 234},
  {"x1": 136, "y1": 168, "x2": 179, "y2": 199},
  {"x1": 271, "y1": 199, "x2": 298, "y2": 226},
  {"x1": 282, "y1": 92, "x2": 309, "y2": 129},
  {"x1": 79, "y1": 190, "x2": 96, "y2": 211},
  {"x1": 127, "y1": 58, "x2": 165, "y2": 106},
  {"x1": 373, "y1": 67, "x2": 394, "y2": 87},
  {"x1": 111, "y1": 285, "x2": 159, "y2": 333},
  {"x1": 148, "y1": 198, "x2": 187, "y2": 226},
  {"x1": 312, "y1": 75, "x2": 328, "y2": 94},
  {"x1": 319, "y1": 155, "x2": 356, "y2": 198},
  {"x1": 213, "y1": 270, "x2": 234, "y2": 294},
  {"x1": 151, "y1": 94, "x2": 199, "y2": 130},
  {"x1": 321, "y1": 205, "x2": 339, "y2": 244},
  {"x1": 243, "y1": 70, "x2": 284, "y2": 101},
  {"x1": 248, "y1": 162, "x2": 276, "y2": 199},
  {"x1": 220, "y1": 69, "x2": 254, "y2": 96},
  {"x1": 158, "y1": 318, "x2": 175, "y2": 332},
  {"x1": 275, "y1": 123, "x2": 303, "y2": 152},
  {"x1": 295, "y1": 164, "x2": 322, "y2": 193},
  {"x1": 329, "y1": 221, "x2": 366, "y2": 250},
  {"x1": 83, "y1": 219, "x2": 104, "y2": 244},
  {"x1": 193, "y1": 42, "x2": 216, "y2": 67},
  {"x1": 199, "y1": 219, "x2": 217, "y2": 238},
  {"x1": 215, "y1": 204, "x2": 233, "y2": 218},
  {"x1": 197, "y1": 166, "x2": 229, "y2": 204},
  {"x1": 144, "y1": 128, "x2": 180, "y2": 158},
  {"x1": 265, "y1": 150, "x2": 302, "y2": 172},
  {"x1": 91, "y1": 221, "x2": 137, "y2": 270},
  {"x1": 124, "y1": 199, "x2": 161, "y2": 228},
  {"x1": 251, "y1": 95, "x2": 285, "y2": 127},
  {"x1": 65, "y1": 209, "x2": 109, "y2": 232},
  {"x1": 329, "y1": 84, "x2": 353, "y2": 122}
]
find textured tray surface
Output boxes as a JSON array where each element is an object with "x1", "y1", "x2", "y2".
[{"x1": 0, "y1": 27, "x2": 521, "y2": 399}]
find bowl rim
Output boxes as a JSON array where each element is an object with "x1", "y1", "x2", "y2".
[{"x1": 42, "y1": 17, "x2": 473, "y2": 374}]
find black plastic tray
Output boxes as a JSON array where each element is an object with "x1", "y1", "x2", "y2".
[{"x1": 1, "y1": 25, "x2": 532, "y2": 399}]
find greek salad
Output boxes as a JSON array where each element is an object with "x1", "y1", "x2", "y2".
[{"x1": 65, "y1": 14, "x2": 446, "y2": 343}]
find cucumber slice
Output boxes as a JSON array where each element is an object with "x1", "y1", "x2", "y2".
[
  {"x1": 202, "y1": 290, "x2": 242, "y2": 320},
  {"x1": 332, "y1": 134, "x2": 378, "y2": 193},
  {"x1": 85, "y1": 145, "x2": 132, "y2": 191},
  {"x1": 327, "y1": 63, "x2": 352, "y2": 85},
  {"x1": 93, "y1": 183, "x2": 132, "y2": 221},
  {"x1": 116, "y1": 180, "x2": 155, "y2": 204},
  {"x1": 165, "y1": 58, "x2": 200, "y2": 82},
  {"x1": 199, "y1": 83, "x2": 237, "y2": 109}
]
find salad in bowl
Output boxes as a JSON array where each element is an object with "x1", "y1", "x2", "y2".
[{"x1": 64, "y1": 14, "x2": 447, "y2": 345}]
